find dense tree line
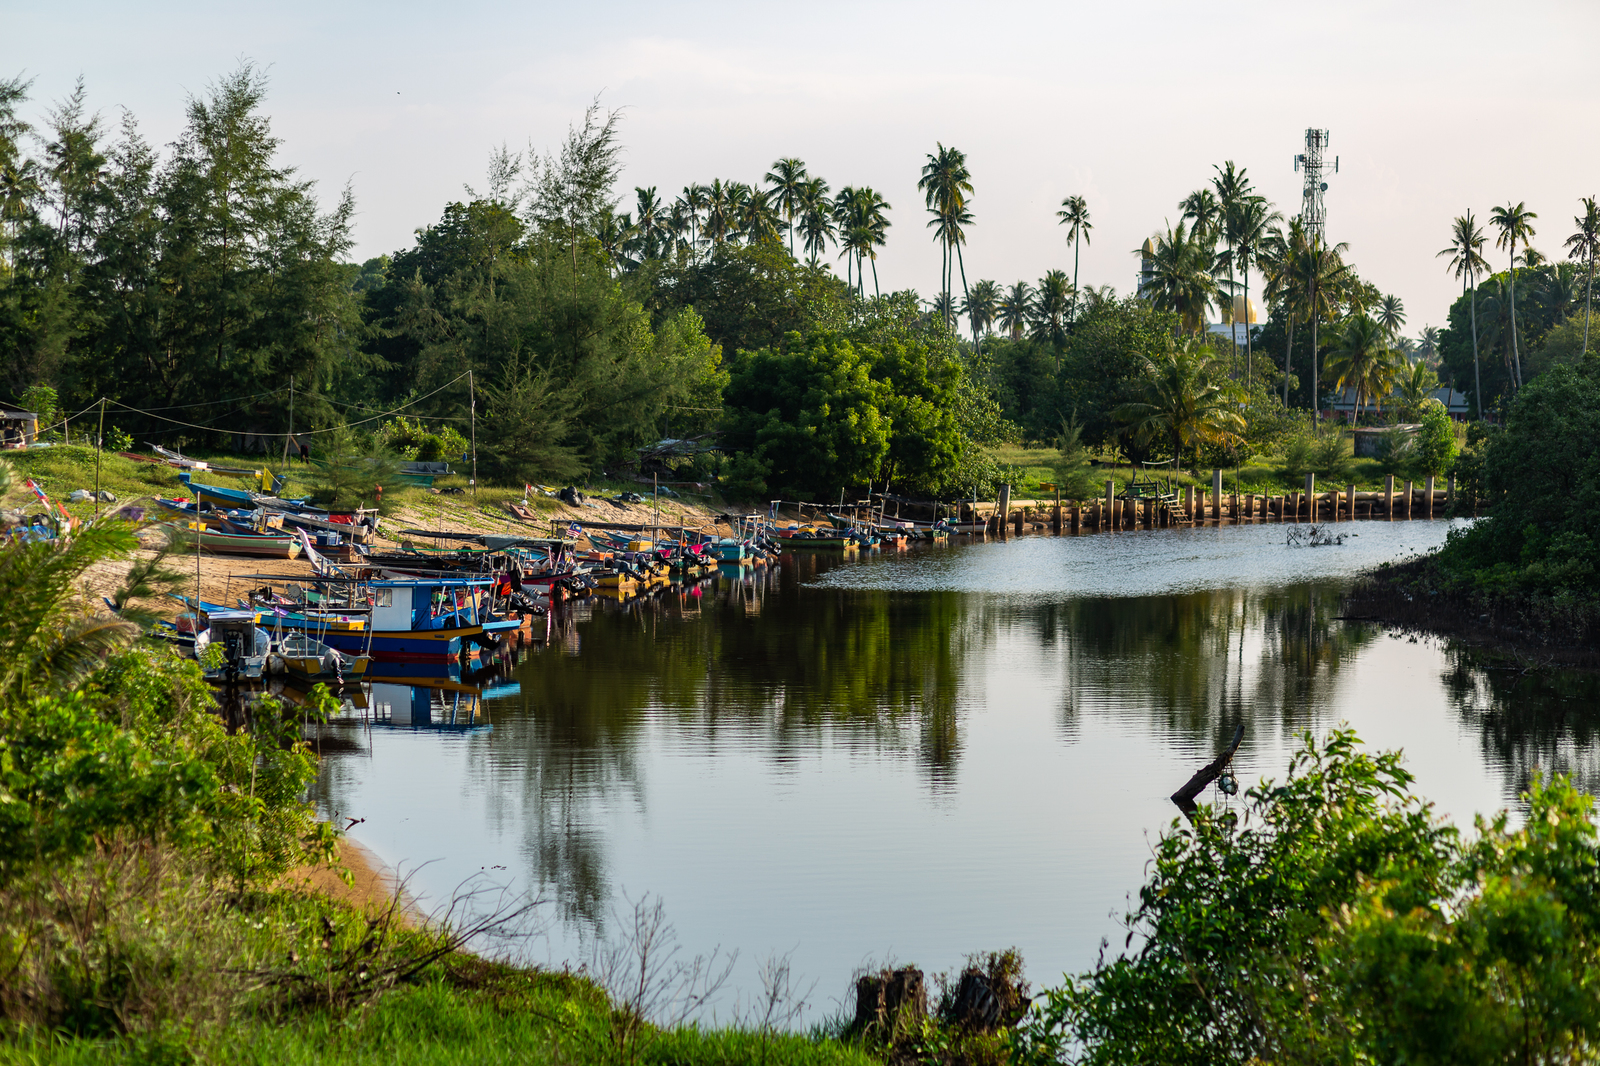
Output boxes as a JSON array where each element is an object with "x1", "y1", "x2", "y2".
[{"x1": 7, "y1": 68, "x2": 1593, "y2": 504}]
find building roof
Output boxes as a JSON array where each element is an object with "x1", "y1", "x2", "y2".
[{"x1": 1329, "y1": 386, "x2": 1469, "y2": 415}]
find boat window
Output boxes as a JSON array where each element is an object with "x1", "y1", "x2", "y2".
[{"x1": 373, "y1": 589, "x2": 393, "y2": 607}]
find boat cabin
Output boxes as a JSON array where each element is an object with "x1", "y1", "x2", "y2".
[{"x1": 367, "y1": 579, "x2": 493, "y2": 631}]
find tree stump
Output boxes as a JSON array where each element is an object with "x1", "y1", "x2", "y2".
[{"x1": 854, "y1": 966, "x2": 926, "y2": 1035}]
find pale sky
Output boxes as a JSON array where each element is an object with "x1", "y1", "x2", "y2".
[{"x1": 11, "y1": 0, "x2": 1600, "y2": 337}]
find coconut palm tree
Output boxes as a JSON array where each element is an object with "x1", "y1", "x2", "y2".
[
  {"x1": 963, "y1": 279, "x2": 1001, "y2": 343},
  {"x1": 1395, "y1": 358, "x2": 1440, "y2": 421},
  {"x1": 1112, "y1": 338, "x2": 1245, "y2": 472},
  {"x1": 1438, "y1": 212, "x2": 1491, "y2": 418},
  {"x1": 1564, "y1": 196, "x2": 1600, "y2": 357},
  {"x1": 1179, "y1": 189, "x2": 1222, "y2": 248},
  {"x1": 854, "y1": 187, "x2": 892, "y2": 297},
  {"x1": 1138, "y1": 221, "x2": 1216, "y2": 334},
  {"x1": 797, "y1": 178, "x2": 834, "y2": 265},
  {"x1": 1416, "y1": 326, "x2": 1440, "y2": 366},
  {"x1": 680, "y1": 183, "x2": 709, "y2": 251},
  {"x1": 999, "y1": 282, "x2": 1032, "y2": 340},
  {"x1": 1030, "y1": 269, "x2": 1074, "y2": 367},
  {"x1": 700, "y1": 180, "x2": 736, "y2": 247},
  {"x1": 1325, "y1": 313, "x2": 1401, "y2": 424},
  {"x1": 1228, "y1": 197, "x2": 1279, "y2": 381},
  {"x1": 1376, "y1": 294, "x2": 1406, "y2": 340},
  {"x1": 1489, "y1": 200, "x2": 1537, "y2": 388},
  {"x1": 627, "y1": 186, "x2": 668, "y2": 261},
  {"x1": 1292, "y1": 230, "x2": 1352, "y2": 418},
  {"x1": 764, "y1": 157, "x2": 808, "y2": 257},
  {"x1": 1057, "y1": 195, "x2": 1092, "y2": 320},
  {"x1": 739, "y1": 186, "x2": 783, "y2": 245},
  {"x1": 918, "y1": 143, "x2": 975, "y2": 327}
]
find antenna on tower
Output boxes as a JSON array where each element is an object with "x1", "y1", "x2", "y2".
[{"x1": 1296, "y1": 129, "x2": 1334, "y2": 241}]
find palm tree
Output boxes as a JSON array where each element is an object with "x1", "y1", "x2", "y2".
[
  {"x1": 1416, "y1": 326, "x2": 1440, "y2": 366},
  {"x1": 701, "y1": 180, "x2": 736, "y2": 247},
  {"x1": 739, "y1": 186, "x2": 783, "y2": 245},
  {"x1": 918, "y1": 143, "x2": 975, "y2": 327},
  {"x1": 1489, "y1": 200, "x2": 1537, "y2": 388},
  {"x1": 999, "y1": 282, "x2": 1032, "y2": 340},
  {"x1": 1210, "y1": 163, "x2": 1255, "y2": 358},
  {"x1": 1179, "y1": 189, "x2": 1222, "y2": 247},
  {"x1": 0, "y1": 515, "x2": 142, "y2": 705},
  {"x1": 764, "y1": 157, "x2": 808, "y2": 257},
  {"x1": 1395, "y1": 358, "x2": 1440, "y2": 421},
  {"x1": 854, "y1": 187, "x2": 892, "y2": 297},
  {"x1": 1564, "y1": 196, "x2": 1600, "y2": 357},
  {"x1": 1376, "y1": 294, "x2": 1406, "y2": 340},
  {"x1": 797, "y1": 178, "x2": 834, "y2": 265},
  {"x1": 963, "y1": 279, "x2": 1001, "y2": 343},
  {"x1": 832, "y1": 185, "x2": 859, "y2": 291},
  {"x1": 1438, "y1": 213, "x2": 1491, "y2": 418},
  {"x1": 1228, "y1": 197, "x2": 1279, "y2": 381},
  {"x1": 1112, "y1": 338, "x2": 1245, "y2": 472},
  {"x1": 1325, "y1": 314, "x2": 1401, "y2": 424},
  {"x1": 1138, "y1": 221, "x2": 1216, "y2": 334},
  {"x1": 628, "y1": 186, "x2": 667, "y2": 261},
  {"x1": 681, "y1": 183, "x2": 709, "y2": 251},
  {"x1": 1289, "y1": 229, "x2": 1352, "y2": 418},
  {"x1": 1030, "y1": 269, "x2": 1073, "y2": 367},
  {"x1": 1057, "y1": 195, "x2": 1092, "y2": 321}
]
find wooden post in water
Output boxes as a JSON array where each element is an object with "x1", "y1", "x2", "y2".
[
  {"x1": 1385, "y1": 475, "x2": 1394, "y2": 519},
  {"x1": 997, "y1": 483, "x2": 1011, "y2": 537},
  {"x1": 1304, "y1": 473, "x2": 1316, "y2": 521},
  {"x1": 1346, "y1": 484, "x2": 1355, "y2": 522},
  {"x1": 1105, "y1": 480, "x2": 1116, "y2": 532},
  {"x1": 1014, "y1": 507, "x2": 1025, "y2": 535},
  {"x1": 1212, "y1": 469, "x2": 1223, "y2": 524},
  {"x1": 1183, "y1": 485, "x2": 1194, "y2": 523},
  {"x1": 1426, "y1": 476, "x2": 1435, "y2": 519},
  {"x1": 1070, "y1": 500, "x2": 1081, "y2": 533},
  {"x1": 1053, "y1": 485, "x2": 1062, "y2": 533},
  {"x1": 1404, "y1": 480, "x2": 1414, "y2": 519}
]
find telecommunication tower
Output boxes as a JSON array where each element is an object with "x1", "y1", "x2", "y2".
[{"x1": 1293, "y1": 129, "x2": 1338, "y2": 241}]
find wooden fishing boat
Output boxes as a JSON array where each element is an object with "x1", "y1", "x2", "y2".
[
  {"x1": 268, "y1": 631, "x2": 370, "y2": 682},
  {"x1": 193, "y1": 609, "x2": 270, "y2": 681},
  {"x1": 163, "y1": 521, "x2": 302, "y2": 559}
]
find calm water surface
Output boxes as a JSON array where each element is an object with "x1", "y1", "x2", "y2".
[{"x1": 313, "y1": 520, "x2": 1600, "y2": 1014}]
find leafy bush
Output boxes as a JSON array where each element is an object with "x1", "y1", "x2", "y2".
[
  {"x1": 1014, "y1": 731, "x2": 1600, "y2": 1065},
  {"x1": 1374, "y1": 425, "x2": 1417, "y2": 479},
  {"x1": 374, "y1": 418, "x2": 468, "y2": 464},
  {"x1": 1414, "y1": 396, "x2": 1458, "y2": 476}
]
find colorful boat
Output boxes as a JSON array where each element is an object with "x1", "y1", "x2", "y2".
[
  {"x1": 193, "y1": 609, "x2": 270, "y2": 680},
  {"x1": 163, "y1": 521, "x2": 302, "y2": 559},
  {"x1": 268, "y1": 631, "x2": 370, "y2": 682}
]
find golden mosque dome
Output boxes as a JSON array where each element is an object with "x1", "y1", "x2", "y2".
[
  {"x1": 1226, "y1": 294, "x2": 1260, "y2": 325},
  {"x1": 1141, "y1": 237, "x2": 1156, "y2": 257}
]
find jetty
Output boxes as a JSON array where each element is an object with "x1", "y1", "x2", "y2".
[{"x1": 969, "y1": 472, "x2": 1456, "y2": 535}]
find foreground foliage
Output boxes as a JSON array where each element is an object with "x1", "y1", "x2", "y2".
[{"x1": 1017, "y1": 730, "x2": 1600, "y2": 1065}]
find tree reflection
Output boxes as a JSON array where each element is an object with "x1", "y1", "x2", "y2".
[
  {"x1": 1035, "y1": 583, "x2": 1377, "y2": 753},
  {"x1": 1440, "y1": 646, "x2": 1600, "y2": 800}
]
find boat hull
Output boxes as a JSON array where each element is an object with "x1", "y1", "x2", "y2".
[{"x1": 317, "y1": 625, "x2": 481, "y2": 663}]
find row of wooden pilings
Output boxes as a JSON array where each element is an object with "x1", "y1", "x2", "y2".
[{"x1": 983, "y1": 471, "x2": 1455, "y2": 535}]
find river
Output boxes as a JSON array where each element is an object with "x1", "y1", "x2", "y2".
[{"x1": 311, "y1": 518, "x2": 1600, "y2": 1016}]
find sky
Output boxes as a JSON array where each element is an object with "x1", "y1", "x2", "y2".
[{"x1": 9, "y1": 0, "x2": 1600, "y2": 335}]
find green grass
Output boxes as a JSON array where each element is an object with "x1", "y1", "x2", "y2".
[
  {"x1": 983, "y1": 439, "x2": 1440, "y2": 502},
  {"x1": 0, "y1": 956, "x2": 877, "y2": 1066}
]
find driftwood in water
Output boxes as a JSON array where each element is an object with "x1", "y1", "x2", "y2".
[{"x1": 1171, "y1": 724, "x2": 1245, "y2": 816}]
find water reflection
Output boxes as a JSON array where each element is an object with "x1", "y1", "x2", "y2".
[
  {"x1": 1039, "y1": 585, "x2": 1378, "y2": 751},
  {"x1": 309, "y1": 524, "x2": 1599, "y2": 1000},
  {"x1": 1441, "y1": 645, "x2": 1600, "y2": 800}
]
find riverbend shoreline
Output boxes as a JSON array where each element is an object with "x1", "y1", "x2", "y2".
[{"x1": 1345, "y1": 554, "x2": 1600, "y2": 667}]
